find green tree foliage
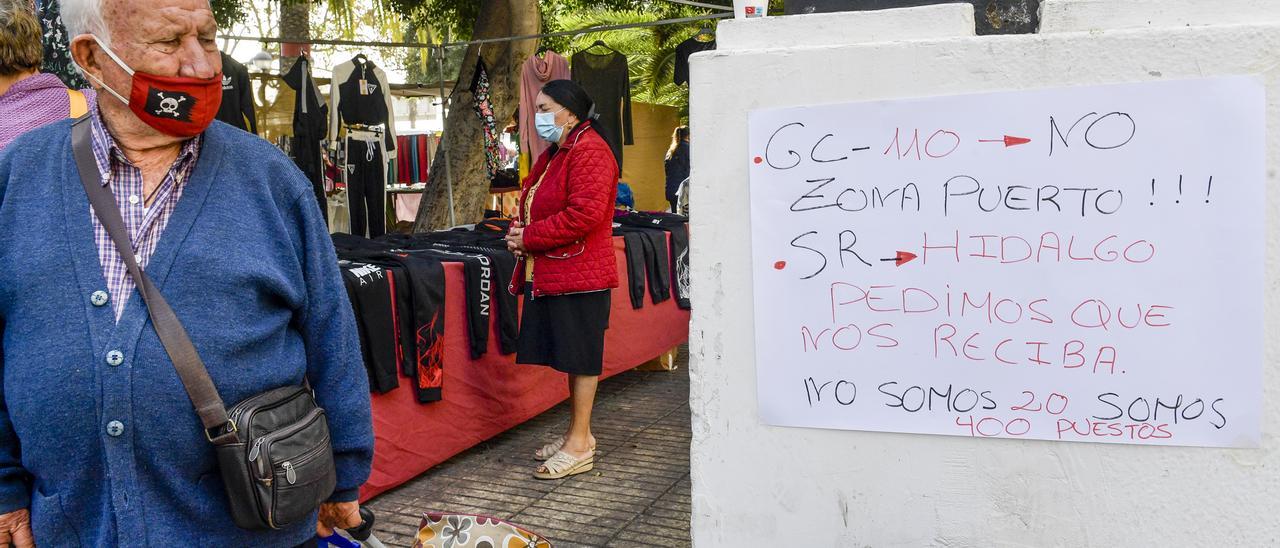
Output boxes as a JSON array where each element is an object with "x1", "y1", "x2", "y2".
[{"x1": 210, "y1": 0, "x2": 248, "y2": 28}]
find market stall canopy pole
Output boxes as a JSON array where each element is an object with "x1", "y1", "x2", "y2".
[{"x1": 436, "y1": 42, "x2": 456, "y2": 227}]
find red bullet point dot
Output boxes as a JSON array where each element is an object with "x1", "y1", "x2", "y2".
[
  {"x1": 774, "y1": 261, "x2": 786, "y2": 270},
  {"x1": 753, "y1": 157, "x2": 763, "y2": 164}
]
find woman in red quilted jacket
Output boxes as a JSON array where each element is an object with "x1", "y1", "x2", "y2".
[{"x1": 505, "y1": 80, "x2": 619, "y2": 479}]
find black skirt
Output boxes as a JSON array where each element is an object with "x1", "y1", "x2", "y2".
[{"x1": 517, "y1": 289, "x2": 611, "y2": 376}]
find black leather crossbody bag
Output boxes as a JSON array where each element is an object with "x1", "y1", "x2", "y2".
[{"x1": 71, "y1": 117, "x2": 336, "y2": 530}]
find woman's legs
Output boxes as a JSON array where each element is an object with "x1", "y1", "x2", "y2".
[{"x1": 563, "y1": 374, "x2": 598, "y2": 455}]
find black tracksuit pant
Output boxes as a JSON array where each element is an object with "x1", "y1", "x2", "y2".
[
  {"x1": 389, "y1": 254, "x2": 446, "y2": 403},
  {"x1": 347, "y1": 138, "x2": 385, "y2": 238},
  {"x1": 341, "y1": 261, "x2": 399, "y2": 393},
  {"x1": 616, "y1": 226, "x2": 671, "y2": 308},
  {"x1": 620, "y1": 231, "x2": 647, "y2": 309}
]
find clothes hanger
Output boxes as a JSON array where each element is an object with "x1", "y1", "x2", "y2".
[{"x1": 583, "y1": 39, "x2": 617, "y2": 54}]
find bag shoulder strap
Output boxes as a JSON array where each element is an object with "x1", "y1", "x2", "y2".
[
  {"x1": 70, "y1": 116, "x2": 238, "y2": 445},
  {"x1": 66, "y1": 89, "x2": 88, "y2": 119}
]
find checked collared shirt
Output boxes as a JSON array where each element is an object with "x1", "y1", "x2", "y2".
[{"x1": 88, "y1": 106, "x2": 202, "y2": 320}]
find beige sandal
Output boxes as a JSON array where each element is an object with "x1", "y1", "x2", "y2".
[
  {"x1": 534, "y1": 449, "x2": 594, "y2": 480},
  {"x1": 534, "y1": 436, "x2": 565, "y2": 461},
  {"x1": 534, "y1": 436, "x2": 596, "y2": 461}
]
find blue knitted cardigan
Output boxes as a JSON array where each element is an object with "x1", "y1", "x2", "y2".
[{"x1": 0, "y1": 120, "x2": 373, "y2": 546}]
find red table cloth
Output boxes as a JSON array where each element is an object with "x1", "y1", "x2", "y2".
[{"x1": 360, "y1": 236, "x2": 690, "y2": 500}]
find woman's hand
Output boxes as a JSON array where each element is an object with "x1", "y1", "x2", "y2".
[{"x1": 506, "y1": 221, "x2": 527, "y2": 259}]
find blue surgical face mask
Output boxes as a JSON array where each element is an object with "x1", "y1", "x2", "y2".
[{"x1": 535, "y1": 108, "x2": 566, "y2": 143}]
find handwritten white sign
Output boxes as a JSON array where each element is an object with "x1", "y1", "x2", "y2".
[{"x1": 747, "y1": 77, "x2": 1265, "y2": 447}]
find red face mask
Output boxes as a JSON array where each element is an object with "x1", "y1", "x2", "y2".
[{"x1": 85, "y1": 35, "x2": 222, "y2": 138}]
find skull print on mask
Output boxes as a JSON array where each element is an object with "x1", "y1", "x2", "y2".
[{"x1": 79, "y1": 35, "x2": 223, "y2": 138}]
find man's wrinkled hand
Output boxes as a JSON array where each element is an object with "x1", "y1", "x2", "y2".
[
  {"x1": 316, "y1": 501, "x2": 361, "y2": 538},
  {"x1": 0, "y1": 509, "x2": 34, "y2": 548}
]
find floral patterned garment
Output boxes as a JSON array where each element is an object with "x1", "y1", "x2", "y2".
[
  {"x1": 36, "y1": 0, "x2": 91, "y2": 90},
  {"x1": 470, "y1": 59, "x2": 503, "y2": 179},
  {"x1": 414, "y1": 512, "x2": 553, "y2": 548}
]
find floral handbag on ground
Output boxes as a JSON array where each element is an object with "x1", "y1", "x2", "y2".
[{"x1": 414, "y1": 511, "x2": 553, "y2": 548}]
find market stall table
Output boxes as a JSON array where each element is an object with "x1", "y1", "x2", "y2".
[{"x1": 360, "y1": 235, "x2": 690, "y2": 500}]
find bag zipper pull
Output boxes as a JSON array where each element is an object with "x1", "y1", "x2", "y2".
[
  {"x1": 283, "y1": 461, "x2": 297, "y2": 485},
  {"x1": 248, "y1": 437, "x2": 266, "y2": 462}
]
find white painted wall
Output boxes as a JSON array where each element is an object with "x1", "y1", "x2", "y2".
[
  {"x1": 1040, "y1": 0, "x2": 1280, "y2": 33},
  {"x1": 715, "y1": 3, "x2": 975, "y2": 49},
  {"x1": 687, "y1": 2, "x2": 1280, "y2": 545}
]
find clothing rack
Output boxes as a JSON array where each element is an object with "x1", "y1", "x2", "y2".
[
  {"x1": 220, "y1": 11, "x2": 731, "y2": 227},
  {"x1": 659, "y1": 0, "x2": 733, "y2": 11},
  {"x1": 218, "y1": 13, "x2": 730, "y2": 50}
]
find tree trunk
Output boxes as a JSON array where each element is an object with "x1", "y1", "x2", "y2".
[
  {"x1": 278, "y1": 0, "x2": 310, "y2": 73},
  {"x1": 412, "y1": 0, "x2": 540, "y2": 231}
]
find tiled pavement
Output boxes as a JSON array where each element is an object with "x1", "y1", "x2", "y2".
[{"x1": 365, "y1": 350, "x2": 693, "y2": 547}]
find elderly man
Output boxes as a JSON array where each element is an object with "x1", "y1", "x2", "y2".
[{"x1": 0, "y1": 0, "x2": 374, "y2": 546}]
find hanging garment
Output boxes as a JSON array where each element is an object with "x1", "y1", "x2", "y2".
[
  {"x1": 619, "y1": 231, "x2": 647, "y2": 309},
  {"x1": 329, "y1": 54, "x2": 398, "y2": 155},
  {"x1": 519, "y1": 51, "x2": 571, "y2": 163},
  {"x1": 215, "y1": 52, "x2": 257, "y2": 133},
  {"x1": 673, "y1": 36, "x2": 717, "y2": 85},
  {"x1": 418, "y1": 135, "x2": 431, "y2": 181},
  {"x1": 640, "y1": 229, "x2": 672, "y2": 304},
  {"x1": 341, "y1": 261, "x2": 399, "y2": 393},
  {"x1": 345, "y1": 134, "x2": 386, "y2": 238},
  {"x1": 471, "y1": 59, "x2": 502, "y2": 179},
  {"x1": 409, "y1": 135, "x2": 421, "y2": 183},
  {"x1": 383, "y1": 253, "x2": 446, "y2": 403},
  {"x1": 394, "y1": 193, "x2": 422, "y2": 223},
  {"x1": 386, "y1": 157, "x2": 398, "y2": 194},
  {"x1": 570, "y1": 48, "x2": 633, "y2": 170},
  {"x1": 396, "y1": 135, "x2": 411, "y2": 183},
  {"x1": 35, "y1": 0, "x2": 90, "y2": 90},
  {"x1": 282, "y1": 57, "x2": 329, "y2": 224}
]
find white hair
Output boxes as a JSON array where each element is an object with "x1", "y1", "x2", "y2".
[{"x1": 60, "y1": 0, "x2": 111, "y2": 45}]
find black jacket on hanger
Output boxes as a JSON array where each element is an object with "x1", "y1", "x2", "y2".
[
  {"x1": 571, "y1": 47, "x2": 633, "y2": 170},
  {"x1": 282, "y1": 57, "x2": 329, "y2": 221},
  {"x1": 215, "y1": 52, "x2": 257, "y2": 133},
  {"x1": 673, "y1": 36, "x2": 716, "y2": 85}
]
